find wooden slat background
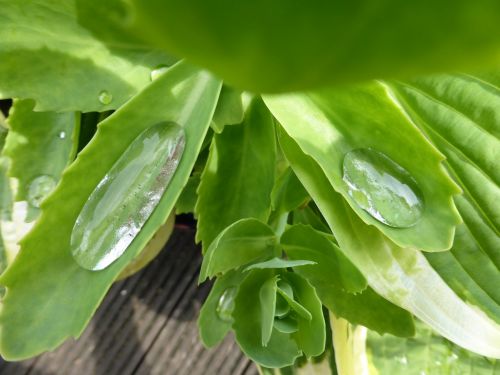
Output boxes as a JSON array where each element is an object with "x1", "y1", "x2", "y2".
[{"x1": 0, "y1": 227, "x2": 258, "y2": 375}]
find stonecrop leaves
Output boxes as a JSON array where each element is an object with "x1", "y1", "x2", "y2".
[
  {"x1": 0, "y1": 62, "x2": 221, "y2": 360},
  {"x1": 0, "y1": 0, "x2": 175, "y2": 112},
  {"x1": 0, "y1": 1, "x2": 499, "y2": 371},
  {"x1": 264, "y1": 83, "x2": 461, "y2": 252}
]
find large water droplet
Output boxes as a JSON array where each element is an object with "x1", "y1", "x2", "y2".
[
  {"x1": 216, "y1": 287, "x2": 237, "y2": 322},
  {"x1": 28, "y1": 175, "x2": 57, "y2": 208},
  {"x1": 98, "y1": 90, "x2": 113, "y2": 105},
  {"x1": 342, "y1": 148, "x2": 424, "y2": 228},
  {"x1": 150, "y1": 65, "x2": 169, "y2": 81},
  {"x1": 71, "y1": 122, "x2": 185, "y2": 271}
]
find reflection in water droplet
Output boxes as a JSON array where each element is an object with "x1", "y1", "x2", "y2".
[
  {"x1": 217, "y1": 287, "x2": 237, "y2": 322},
  {"x1": 58, "y1": 131, "x2": 66, "y2": 139},
  {"x1": 71, "y1": 122, "x2": 185, "y2": 271},
  {"x1": 150, "y1": 65, "x2": 169, "y2": 81},
  {"x1": 98, "y1": 90, "x2": 113, "y2": 105},
  {"x1": 342, "y1": 148, "x2": 424, "y2": 228},
  {"x1": 28, "y1": 175, "x2": 57, "y2": 208}
]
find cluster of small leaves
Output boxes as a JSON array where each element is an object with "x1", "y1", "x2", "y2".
[{"x1": 0, "y1": 1, "x2": 499, "y2": 373}]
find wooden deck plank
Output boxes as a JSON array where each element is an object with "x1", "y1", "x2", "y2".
[{"x1": 0, "y1": 228, "x2": 256, "y2": 374}]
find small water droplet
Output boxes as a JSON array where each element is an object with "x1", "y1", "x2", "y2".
[
  {"x1": 150, "y1": 65, "x2": 169, "y2": 81},
  {"x1": 28, "y1": 175, "x2": 56, "y2": 208},
  {"x1": 396, "y1": 355, "x2": 408, "y2": 365},
  {"x1": 58, "y1": 131, "x2": 66, "y2": 139},
  {"x1": 120, "y1": 289, "x2": 128, "y2": 296},
  {"x1": 342, "y1": 148, "x2": 424, "y2": 228},
  {"x1": 216, "y1": 287, "x2": 237, "y2": 322},
  {"x1": 98, "y1": 90, "x2": 113, "y2": 105},
  {"x1": 71, "y1": 122, "x2": 185, "y2": 271}
]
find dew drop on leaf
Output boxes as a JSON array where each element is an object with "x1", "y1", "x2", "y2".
[
  {"x1": 28, "y1": 175, "x2": 57, "y2": 208},
  {"x1": 216, "y1": 287, "x2": 237, "y2": 322},
  {"x1": 70, "y1": 122, "x2": 185, "y2": 271},
  {"x1": 342, "y1": 148, "x2": 424, "y2": 228},
  {"x1": 58, "y1": 131, "x2": 66, "y2": 139},
  {"x1": 150, "y1": 65, "x2": 170, "y2": 81},
  {"x1": 98, "y1": 90, "x2": 113, "y2": 105}
]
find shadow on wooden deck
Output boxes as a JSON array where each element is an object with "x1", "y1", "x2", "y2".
[{"x1": 0, "y1": 227, "x2": 257, "y2": 375}]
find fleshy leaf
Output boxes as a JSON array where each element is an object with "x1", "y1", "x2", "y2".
[
  {"x1": 233, "y1": 269, "x2": 301, "y2": 368},
  {"x1": 0, "y1": 0, "x2": 175, "y2": 112},
  {"x1": 244, "y1": 258, "x2": 316, "y2": 272},
  {"x1": 284, "y1": 273, "x2": 326, "y2": 358},
  {"x1": 128, "y1": 1, "x2": 500, "y2": 92},
  {"x1": 2, "y1": 99, "x2": 78, "y2": 221},
  {"x1": 281, "y1": 224, "x2": 366, "y2": 293},
  {"x1": 199, "y1": 218, "x2": 278, "y2": 282},
  {"x1": 198, "y1": 270, "x2": 245, "y2": 347},
  {"x1": 196, "y1": 97, "x2": 276, "y2": 250},
  {"x1": 279, "y1": 129, "x2": 500, "y2": 358},
  {"x1": 259, "y1": 276, "x2": 278, "y2": 346},
  {"x1": 391, "y1": 74, "x2": 500, "y2": 324},
  {"x1": 0, "y1": 61, "x2": 221, "y2": 360},
  {"x1": 276, "y1": 286, "x2": 312, "y2": 322},
  {"x1": 264, "y1": 82, "x2": 461, "y2": 252},
  {"x1": 211, "y1": 85, "x2": 244, "y2": 133}
]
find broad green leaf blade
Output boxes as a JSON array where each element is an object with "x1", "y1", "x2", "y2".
[
  {"x1": 3, "y1": 99, "x2": 78, "y2": 221},
  {"x1": 0, "y1": 61, "x2": 221, "y2": 360},
  {"x1": 244, "y1": 258, "x2": 316, "y2": 272},
  {"x1": 199, "y1": 218, "x2": 278, "y2": 282},
  {"x1": 367, "y1": 321, "x2": 499, "y2": 375},
  {"x1": 260, "y1": 276, "x2": 278, "y2": 347},
  {"x1": 285, "y1": 273, "x2": 325, "y2": 358},
  {"x1": 390, "y1": 74, "x2": 500, "y2": 324},
  {"x1": 196, "y1": 97, "x2": 276, "y2": 250},
  {"x1": 279, "y1": 129, "x2": 500, "y2": 358},
  {"x1": 264, "y1": 83, "x2": 460, "y2": 252},
  {"x1": 128, "y1": 1, "x2": 500, "y2": 92},
  {"x1": 0, "y1": 0, "x2": 175, "y2": 112},
  {"x1": 392, "y1": 74, "x2": 500, "y2": 233},
  {"x1": 233, "y1": 269, "x2": 301, "y2": 368},
  {"x1": 281, "y1": 224, "x2": 366, "y2": 293},
  {"x1": 198, "y1": 270, "x2": 245, "y2": 347}
]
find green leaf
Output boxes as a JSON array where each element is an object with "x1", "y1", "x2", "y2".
[
  {"x1": 244, "y1": 258, "x2": 316, "y2": 272},
  {"x1": 0, "y1": 61, "x2": 221, "y2": 360},
  {"x1": 391, "y1": 73, "x2": 500, "y2": 325},
  {"x1": 265, "y1": 82, "x2": 461, "y2": 252},
  {"x1": 367, "y1": 321, "x2": 499, "y2": 374},
  {"x1": 3, "y1": 99, "x2": 78, "y2": 221},
  {"x1": 271, "y1": 167, "x2": 309, "y2": 214},
  {"x1": 128, "y1": 1, "x2": 500, "y2": 92},
  {"x1": 233, "y1": 269, "x2": 301, "y2": 368},
  {"x1": 284, "y1": 273, "x2": 326, "y2": 358},
  {"x1": 211, "y1": 85, "x2": 244, "y2": 133},
  {"x1": 281, "y1": 224, "x2": 366, "y2": 293},
  {"x1": 276, "y1": 285, "x2": 312, "y2": 322},
  {"x1": 175, "y1": 174, "x2": 200, "y2": 215},
  {"x1": 196, "y1": 96, "x2": 276, "y2": 250},
  {"x1": 0, "y1": 0, "x2": 175, "y2": 111},
  {"x1": 279, "y1": 129, "x2": 500, "y2": 358},
  {"x1": 199, "y1": 218, "x2": 278, "y2": 282},
  {"x1": 260, "y1": 276, "x2": 278, "y2": 347},
  {"x1": 198, "y1": 270, "x2": 245, "y2": 347}
]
